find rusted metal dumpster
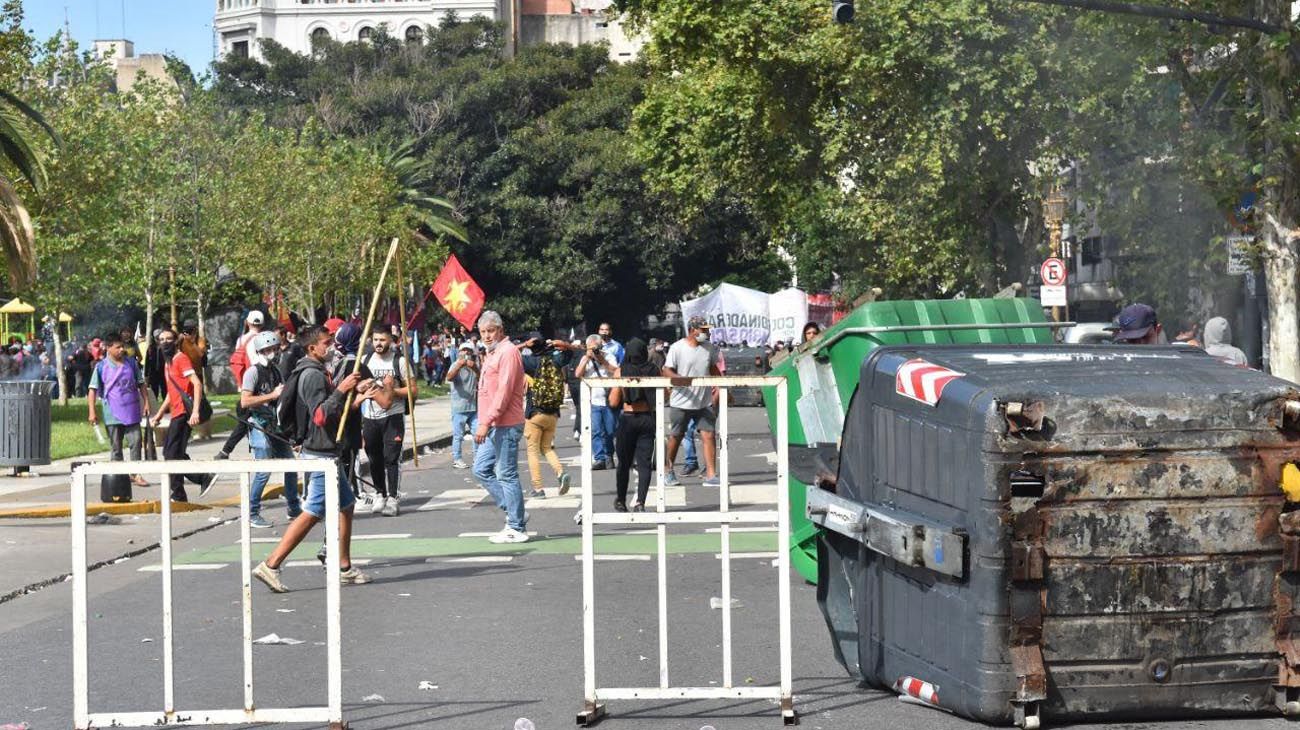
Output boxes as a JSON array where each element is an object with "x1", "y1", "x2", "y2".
[{"x1": 810, "y1": 344, "x2": 1300, "y2": 728}]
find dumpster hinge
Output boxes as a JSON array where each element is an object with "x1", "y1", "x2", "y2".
[{"x1": 1010, "y1": 506, "x2": 1047, "y2": 728}]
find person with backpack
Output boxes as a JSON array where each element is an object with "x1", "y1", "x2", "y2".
[
  {"x1": 520, "y1": 332, "x2": 572, "y2": 499},
  {"x1": 215, "y1": 310, "x2": 267, "y2": 461},
  {"x1": 253, "y1": 325, "x2": 374, "y2": 594},
  {"x1": 610, "y1": 338, "x2": 656, "y2": 511},
  {"x1": 239, "y1": 331, "x2": 302, "y2": 529},
  {"x1": 359, "y1": 328, "x2": 413, "y2": 516},
  {"x1": 87, "y1": 332, "x2": 153, "y2": 487}
]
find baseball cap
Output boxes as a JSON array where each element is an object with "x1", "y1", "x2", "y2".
[
  {"x1": 459, "y1": 341, "x2": 474, "y2": 351},
  {"x1": 687, "y1": 315, "x2": 711, "y2": 330},
  {"x1": 246, "y1": 310, "x2": 265, "y2": 325},
  {"x1": 1110, "y1": 303, "x2": 1158, "y2": 342},
  {"x1": 323, "y1": 317, "x2": 345, "y2": 334}
]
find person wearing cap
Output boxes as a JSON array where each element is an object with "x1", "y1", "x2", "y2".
[
  {"x1": 216, "y1": 309, "x2": 269, "y2": 460},
  {"x1": 444, "y1": 339, "x2": 480, "y2": 469},
  {"x1": 663, "y1": 315, "x2": 722, "y2": 487},
  {"x1": 1110, "y1": 303, "x2": 1162, "y2": 345}
]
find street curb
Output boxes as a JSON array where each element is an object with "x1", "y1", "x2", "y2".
[{"x1": 0, "y1": 499, "x2": 212, "y2": 519}]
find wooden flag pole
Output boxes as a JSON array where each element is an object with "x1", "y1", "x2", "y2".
[
  {"x1": 336, "y1": 237, "x2": 401, "y2": 442},
  {"x1": 394, "y1": 246, "x2": 420, "y2": 467}
]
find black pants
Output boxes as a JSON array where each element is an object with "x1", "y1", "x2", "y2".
[
  {"x1": 615, "y1": 411, "x2": 655, "y2": 505},
  {"x1": 362, "y1": 414, "x2": 405, "y2": 498},
  {"x1": 163, "y1": 419, "x2": 207, "y2": 501},
  {"x1": 220, "y1": 417, "x2": 249, "y2": 455}
]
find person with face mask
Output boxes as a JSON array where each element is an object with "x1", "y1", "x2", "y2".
[
  {"x1": 330, "y1": 323, "x2": 365, "y2": 500},
  {"x1": 240, "y1": 331, "x2": 301, "y2": 529},
  {"x1": 359, "y1": 328, "x2": 412, "y2": 516},
  {"x1": 662, "y1": 315, "x2": 722, "y2": 488},
  {"x1": 148, "y1": 328, "x2": 216, "y2": 502},
  {"x1": 519, "y1": 332, "x2": 573, "y2": 499},
  {"x1": 609, "y1": 338, "x2": 657, "y2": 511}
]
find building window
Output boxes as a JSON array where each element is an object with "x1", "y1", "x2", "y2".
[
  {"x1": 358, "y1": 26, "x2": 374, "y2": 42},
  {"x1": 311, "y1": 27, "x2": 331, "y2": 45},
  {"x1": 232, "y1": 40, "x2": 250, "y2": 58},
  {"x1": 404, "y1": 25, "x2": 423, "y2": 44}
]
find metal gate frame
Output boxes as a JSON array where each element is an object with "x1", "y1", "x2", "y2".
[
  {"x1": 70, "y1": 458, "x2": 346, "y2": 729},
  {"x1": 576, "y1": 375, "x2": 795, "y2": 726}
]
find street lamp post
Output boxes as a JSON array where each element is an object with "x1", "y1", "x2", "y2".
[{"x1": 1043, "y1": 188, "x2": 1068, "y2": 322}]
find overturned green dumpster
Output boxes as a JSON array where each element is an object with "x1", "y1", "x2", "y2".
[{"x1": 762, "y1": 297, "x2": 1058, "y2": 583}]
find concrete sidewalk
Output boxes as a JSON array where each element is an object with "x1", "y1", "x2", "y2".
[{"x1": 0, "y1": 395, "x2": 455, "y2": 518}]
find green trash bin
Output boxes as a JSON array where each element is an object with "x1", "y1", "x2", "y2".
[{"x1": 762, "y1": 297, "x2": 1059, "y2": 583}]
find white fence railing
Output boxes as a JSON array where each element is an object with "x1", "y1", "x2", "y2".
[
  {"x1": 70, "y1": 458, "x2": 345, "y2": 730},
  {"x1": 576, "y1": 375, "x2": 795, "y2": 726}
]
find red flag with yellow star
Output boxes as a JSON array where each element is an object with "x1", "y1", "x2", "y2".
[{"x1": 431, "y1": 254, "x2": 486, "y2": 330}]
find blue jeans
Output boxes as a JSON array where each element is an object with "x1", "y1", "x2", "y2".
[
  {"x1": 249, "y1": 428, "x2": 300, "y2": 518},
  {"x1": 300, "y1": 449, "x2": 356, "y2": 519},
  {"x1": 684, "y1": 417, "x2": 699, "y2": 470},
  {"x1": 590, "y1": 405, "x2": 617, "y2": 463},
  {"x1": 451, "y1": 410, "x2": 478, "y2": 463},
  {"x1": 473, "y1": 424, "x2": 526, "y2": 531}
]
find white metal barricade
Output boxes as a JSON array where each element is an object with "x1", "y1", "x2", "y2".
[
  {"x1": 577, "y1": 375, "x2": 795, "y2": 726},
  {"x1": 70, "y1": 458, "x2": 346, "y2": 730}
]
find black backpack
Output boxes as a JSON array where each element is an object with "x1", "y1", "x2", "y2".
[{"x1": 276, "y1": 366, "x2": 306, "y2": 444}]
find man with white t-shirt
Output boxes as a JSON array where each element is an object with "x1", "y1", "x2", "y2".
[
  {"x1": 360, "y1": 329, "x2": 414, "y2": 516},
  {"x1": 662, "y1": 315, "x2": 721, "y2": 487},
  {"x1": 216, "y1": 309, "x2": 267, "y2": 461}
]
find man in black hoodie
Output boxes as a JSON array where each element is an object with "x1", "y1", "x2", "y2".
[{"x1": 253, "y1": 325, "x2": 375, "y2": 593}]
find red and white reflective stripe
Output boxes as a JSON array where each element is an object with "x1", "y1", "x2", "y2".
[
  {"x1": 894, "y1": 675, "x2": 940, "y2": 705},
  {"x1": 895, "y1": 359, "x2": 963, "y2": 407}
]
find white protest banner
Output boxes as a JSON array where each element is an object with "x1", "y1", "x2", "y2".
[
  {"x1": 768, "y1": 288, "x2": 808, "y2": 345},
  {"x1": 680, "y1": 283, "x2": 773, "y2": 346}
]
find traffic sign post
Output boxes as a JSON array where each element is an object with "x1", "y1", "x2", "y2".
[{"x1": 1039, "y1": 258, "x2": 1069, "y2": 321}]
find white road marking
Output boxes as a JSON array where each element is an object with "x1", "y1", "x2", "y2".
[
  {"x1": 576, "y1": 554, "x2": 652, "y2": 561},
  {"x1": 714, "y1": 552, "x2": 781, "y2": 560},
  {"x1": 458, "y1": 531, "x2": 537, "y2": 538},
  {"x1": 427, "y1": 556, "x2": 515, "y2": 563},
  {"x1": 282, "y1": 558, "x2": 373, "y2": 568},
  {"x1": 138, "y1": 563, "x2": 227, "y2": 572}
]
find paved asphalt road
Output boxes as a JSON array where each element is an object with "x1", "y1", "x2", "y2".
[{"x1": 0, "y1": 407, "x2": 1293, "y2": 730}]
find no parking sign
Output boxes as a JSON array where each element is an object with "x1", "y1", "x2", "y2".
[{"x1": 1039, "y1": 258, "x2": 1067, "y2": 306}]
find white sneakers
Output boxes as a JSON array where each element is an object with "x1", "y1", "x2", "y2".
[
  {"x1": 370, "y1": 496, "x2": 400, "y2": 516},
  {"x1": 489, "y1": 527, "x2": 530, "y2": 544},
  {"x1": 452, "y1": 460, "x2": 469, "y2": 469}
]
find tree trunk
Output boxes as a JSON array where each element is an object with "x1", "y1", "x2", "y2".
[
  {"x1": 1262, "y1": 224, "x2": 1299, "y2": 381},
  {"x1": 143, "y1": 290, "x2": 154, "y2": 358},
  {"x1": 1256, "y1": 0, "x2": 1299, "y2": 381},
  {"x1": 195, "y1": 293, "x2": 206, "y2": 340},
  {"x1": 52, "y1": 326, "x2": 68, "y2": 407}
]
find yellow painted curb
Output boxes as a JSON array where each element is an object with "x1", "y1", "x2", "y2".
[
  {"x1": 0, "y1": 500, "x2": 212, "y2": 519},
  {"x1": 210, "y1": 484, "x2": 285, "y2": 508}
]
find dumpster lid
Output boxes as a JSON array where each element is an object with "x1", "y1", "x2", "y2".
[{"x1": 868, "y1": 344, "x2": 1288, "y2": 402}]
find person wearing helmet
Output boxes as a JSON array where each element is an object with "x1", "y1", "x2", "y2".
[{"x1": 240, "y1": 330, "x2": 301, "y2": 529}]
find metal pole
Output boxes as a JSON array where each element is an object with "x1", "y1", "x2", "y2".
[
  {"x1": 239, "y1": 473, "x2": 254, "y2": 712},
  {"x1": 336, "y1": 237, "x2": 401, "y2": 442},
  {"x1": 719, "y1": 388, "x2": 732, "y2": 689},
  {"x1": 655, "y1": 387, "x2": 668, "y2": 689},
  {"x1": 325, "y1": 462, "x2": 343, "y2": 726},
  {"x1": 394, "y1": 247, "x2": 419, "y2": 468},
  {"x1": 161, "y1": 472, "x2": 174, "y2": 715},
  {"x1": 581, "y1": 382, "x2": 597, "y2": 705},
  {"x1": 72, "y1": 469, "x2": 90, "y2": 730},
  {"x1": 776, "y1": 380, "x2": 794, "y2": 718}
]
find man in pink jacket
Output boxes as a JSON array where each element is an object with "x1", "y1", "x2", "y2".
[{"x1": 472, "y1": 310, "x2": 530, "y2": 543}]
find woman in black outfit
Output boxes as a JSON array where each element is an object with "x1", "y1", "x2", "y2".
[{"x1": 609, "y1": 338, "x2": 656, "y2": 512}]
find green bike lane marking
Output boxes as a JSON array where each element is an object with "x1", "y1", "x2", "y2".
[{"x1": 177, "y1": 532, "x2": 780, "y2": 564}]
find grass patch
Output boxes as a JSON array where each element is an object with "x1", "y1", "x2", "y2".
[{"x1": 51, "y1": 396, "x2": 237, "y2": 461}]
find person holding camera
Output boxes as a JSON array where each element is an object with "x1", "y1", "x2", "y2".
[
  {"x1": 444, "y1": 341, "x2": 479, "y2": 469},
  {"x1": 575, "y1": 333, "x2": 619, "y2": 469}
]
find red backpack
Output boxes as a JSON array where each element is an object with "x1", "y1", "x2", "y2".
[{"x1": 229, "y1": 334, "x2": 251, "y2": 385}]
